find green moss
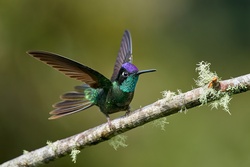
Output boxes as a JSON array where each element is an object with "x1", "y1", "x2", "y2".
[
  {"x1": 162, "y1": 90, "x2": 176, "y2": 101},
  {"x1": 108, "y1": 134, "x2": 128, "y2": 150},
  {"x1": 179, "y1": 106, "x2": 188, "y2": 114},
  {"x1": 195, "y1": 61, "x2": 231, "y2": 114},
  {"x1": 46, "y1": 140, "x2": 56, "y2": 151},
  {"x1": 226, "y1": 84, "x2": 248, "y2": 95},
  {"x1": 209, "y1": 93, "x2": 232, "y2": 114},
  {"x1": 199, "y1": 88, "x2": 219, "y2": 105},
  {"x1": 46, "y1": 140, "x2": 53, "y2": 145},
  {"x1": 23, "y1": 150, "x2": 29, "y2": 154},
  {"x1": 70, "y1": 148, "x2": 81, "y2": 163},
  {"x1": 195, "y1": 61, "x2": 219, "y2": 87},
  {"x1": 152, "y1": 117, "x2": 168, "y2": 130}
]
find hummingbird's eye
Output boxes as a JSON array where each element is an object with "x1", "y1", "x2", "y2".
[{"x1": 122, "y1": 71, "x2": 129, "y2": 77}]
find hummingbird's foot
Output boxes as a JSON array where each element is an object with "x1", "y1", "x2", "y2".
[
  {"x1": 125, "y1": 106, "x2": 132, "y2": 116},
  {"x1": 106, "y1": 117, "x2": 115, "y2": 130}
]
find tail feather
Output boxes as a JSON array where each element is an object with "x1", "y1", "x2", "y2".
[
  {"x1": 49, "y1": 84, "x2": 94, "y2": 119},
  {"x1": 60, "y1": 92, "x2": 85, "y2": 100},
  {"x1": 75, "y1": 85, "x2": 90, "y2": 92},
  {"x1": 51, "y1": 104, "x2": 85, "y2": 114},
  {"x1": 53, "y1": 99, "x2": 89, "y2": 108},
  {"x1": 49, "y1": 102, "x2": 93, "y2": 119}
]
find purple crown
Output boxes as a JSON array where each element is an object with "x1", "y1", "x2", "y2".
[{"x1": 122, "y1": 62, "x2": 138, "y2": 73}]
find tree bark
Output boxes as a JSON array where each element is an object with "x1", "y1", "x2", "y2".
[{"x1": 1, "y1": 73, "x2": 250, "y2": 167}]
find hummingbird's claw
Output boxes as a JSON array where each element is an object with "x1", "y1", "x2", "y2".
[
  {"x1": 106, "y1": 117, "x2": 115, "y2": 130},
  {"x1": 125, "y1": 106, "x2": 132, "y2": 116}
]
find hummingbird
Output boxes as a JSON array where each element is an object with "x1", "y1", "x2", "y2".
[{"x1": 27, "y1": 30, "x2": 156, "y2": 126}]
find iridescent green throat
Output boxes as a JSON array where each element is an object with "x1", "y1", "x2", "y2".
[{"x1": 120, "y1": 75, "x2": 139, "y2": 93}]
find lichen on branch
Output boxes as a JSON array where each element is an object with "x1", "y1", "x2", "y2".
[{"x1": 1, "y1": 62, "x2": 250, "y2": 167}]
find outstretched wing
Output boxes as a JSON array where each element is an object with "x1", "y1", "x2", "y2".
[
  {"x1": 111, "y1": 30, "x2": 132, "y2": 81},
  {"x1": 27, "y1": 51, "x2": 112, "y2": 89}
]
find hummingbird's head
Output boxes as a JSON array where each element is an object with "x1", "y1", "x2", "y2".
[{"x1": 117, "y1": 62, "x2": 156, "y2": 93}]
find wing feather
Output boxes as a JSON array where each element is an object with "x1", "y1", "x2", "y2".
[
  {"x1": 27, "y1": 51, "x2": 112, "y2": 89},
  {"x1": 111, "y1": 30, "x2": 133, "y2": 81}
]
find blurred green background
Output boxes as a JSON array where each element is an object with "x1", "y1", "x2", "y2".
[{"x1": 1, "y1": 0, "x2": 250, "y2": 166}]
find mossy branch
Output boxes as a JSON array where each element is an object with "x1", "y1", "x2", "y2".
[{"x1": 1, "y1": 72, "x2": 250, "y2": 166}]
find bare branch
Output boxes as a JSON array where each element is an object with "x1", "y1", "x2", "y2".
[{"x1": 1, "y1": 73, "x2": 250, "y2": 167}]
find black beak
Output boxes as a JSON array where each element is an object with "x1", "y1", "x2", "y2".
[{"x1": 137, "y1": 69, "x2": 156, "y2": 75}]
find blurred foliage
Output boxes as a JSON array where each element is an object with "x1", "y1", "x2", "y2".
[{"x1": 0, "y1": 0, "x2": 250, "y2": 167}]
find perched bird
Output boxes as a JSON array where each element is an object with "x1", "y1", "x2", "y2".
[{"x1": 27, "y1": 30, "x2": 156, "y2": 125}]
